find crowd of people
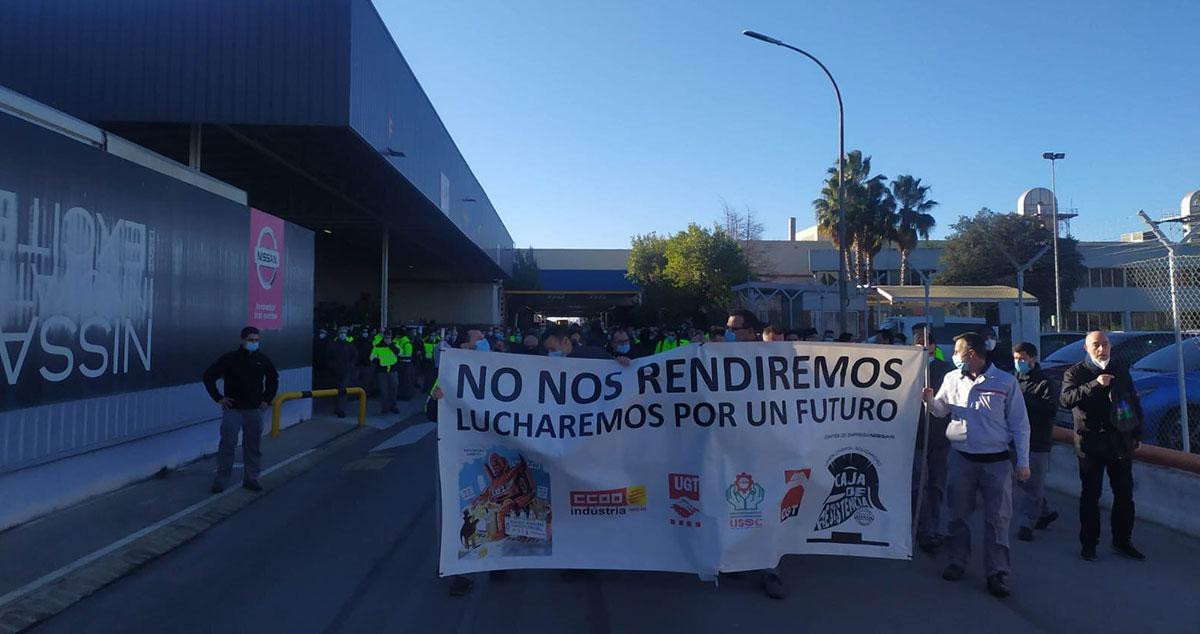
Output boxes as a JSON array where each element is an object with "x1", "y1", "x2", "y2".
[{"x1": 205, "y1": 316, "x2": 1147, "y2": 602}]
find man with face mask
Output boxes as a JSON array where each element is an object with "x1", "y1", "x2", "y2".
[
  {"x1": 977, "y1": 325, "x2": 1014, "y2": 373},
  {"x1": 608, "y1": 328, "x2": 638, "y2": 359},
  {"x1": 1012, "y1": 341, "x2": 1059, "y2": 542},
  {"x1": 655, "y1": 328, "x2": 681, "y2": 354},
  {"x1": 542, "y1": 325, "x2": 618, "y2": 360},
  {"x1": 331, "y1": 327, "x2": 358, "y2": 418},
  {"x1": 203, "y1": 327, "x2": 279, "y2": 493},
  {"x1": 912, "y1": 329, "x2": 954, "y2": 554},
  {"x1": 923, "y1": 332, "x2": 1030, "y2": 598},
  {"x1": 354, "y1": 326, "x2": 375, "y2": 396},
  {"x1": 1060, "y1": 330, "x2": 1145, "y2": 562},
  {"x1": 370, "y1": 331, "x2": 402, "y2": 415}
]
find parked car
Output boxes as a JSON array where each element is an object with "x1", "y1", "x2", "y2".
[
  {"x1": 1039, "y1": 331, "x2": 1085, "y2": 358},
  {"x1": 1131, "y1": 338, "x2": 1200, "y2": 452},
  {"x1": 1042, "y1": 332, "x2": 1183, "y2": 428}
]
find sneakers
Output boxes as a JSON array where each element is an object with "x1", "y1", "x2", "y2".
[
  {"x1": 941, "y1": 564, "x2": 965, "y2": 581},
  {"x1": 210, "y1": 482, "x2": 226, "y2": 494},
  {"x1": 242, "y1": 480, "x2": 263, "y2": 492},
  {"x1": 448, "y1": 575, "x2": 474, "y2": 596},
  {"x1": 986, "y1": 573, "x2": 1010, "y2": 598},
  {"x1": 1017, "y1": 526, "x2": 1034, "y2": 542},
  {"x1": 1081, "y1": 544, "x2": 1098, "y2": 561},
  {"x1": 1114, "y1": 542, "x2": 1146, "y2": 560},
  {"x1": 761, "y1": 571, "x2": 786, "y2": 599},
  {"x1": 1034, "y1": 511, "x2": 1059, "y2": 530}
]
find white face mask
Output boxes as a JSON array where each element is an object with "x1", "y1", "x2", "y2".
[
  {"x1": 1090, "y1": 355, "x2": 1109, "y2": 370},
  {"x1": 984, "y1": 339, "x2": 997, "y2": 352}
]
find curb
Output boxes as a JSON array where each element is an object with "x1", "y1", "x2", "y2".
[{"x1": 0, "y1": 426, "x2": 373, "y2": 633}]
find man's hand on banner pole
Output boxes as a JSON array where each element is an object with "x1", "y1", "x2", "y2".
[
  {"x1": 616, "y1": 356, "x2": 632, "y2": 367},
  {"x1": 921, "y1": 387, "x2": 934, "y2": 403}
]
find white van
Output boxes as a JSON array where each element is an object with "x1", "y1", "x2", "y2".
[{"x1": 878, "y1": 316, "x2": 988, "y2": 359}]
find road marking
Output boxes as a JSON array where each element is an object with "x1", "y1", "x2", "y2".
[
  {"x1": 0, "y1": 448, "x2": 314, "y2": 611},
  {"x1": 370, "y1": 422, "x2": 436, "y2": 452}
]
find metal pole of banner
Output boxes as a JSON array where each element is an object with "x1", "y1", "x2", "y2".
[
  {"x1": 912, "y1": 269, "x2": 933, "y2": 541},
  {"x1": 1138, "y1": 210, "x2": 1190, "y2": 454}
]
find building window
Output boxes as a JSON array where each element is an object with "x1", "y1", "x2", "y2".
[
  {"x1": 1085, "y1": 267, "x2": 1125, "y2": 288},
  {"x1": 1130, "y1": 311, "x2": 1172, "y2": 331},
  {"x1": 1067, "y1": 311, "x2": 1123, "y2": 332}
]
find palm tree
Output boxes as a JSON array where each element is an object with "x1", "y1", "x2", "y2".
[
  {"x1": 859, "y1": 176, "x2": 897, "y2": 284},
  {"x1": 813, "y1": 151, "x2": 898, "y2": 285},
  {"x1": 890, "y1": 175, "x2": 938, "y2": 286}
]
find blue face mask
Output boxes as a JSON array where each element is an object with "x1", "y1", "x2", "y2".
[
  {"x1": 475, "y1": 339, "x2": 490, "y2": 352},
  {"x1": 615, "y1": 343, "x2": 630, "y2": 354},
  {"x1": 724, "y1": 329, "x2": 737, "y2": 342},
  {"x1": 952, "y1": 354, "x2": 966, "y2": 372},
  {"x1": 1015, "y1": 360, "x2": 1031, "y2": 375},
  {"x1": 548, "y1": 350, "x2": 566, "y2": 357},
  {"x1": 245, "y1": 341, "x2": 259, "y2": 352}
]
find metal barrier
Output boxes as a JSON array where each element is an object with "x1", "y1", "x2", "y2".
[{"x1": 271, "y1": 388, "x2": 366, "y2": 437}]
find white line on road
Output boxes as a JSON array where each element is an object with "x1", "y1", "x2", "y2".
[
  {"x1": 370, "y1": 422, "x2": 436, "y2": 453},
  {"x1": 0, "y1": 448, "x2": 315, "y2": 611}
]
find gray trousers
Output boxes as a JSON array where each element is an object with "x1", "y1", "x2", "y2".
[
  {"x1": 946, "y1": 450, "x2": 1013, "y2": 576},
  {"x1": 377, "y1": 369, "x2": 398, "y2": 413},
  {"x1": 913, "y1": 443, "x2": 949, "y2": 538},
  {"x1": 1014, "y1": 450, "x2": 1053, "y2": 530},
  {"x1": 216, "y1": 408, "x2": 263, "y2": 485}
]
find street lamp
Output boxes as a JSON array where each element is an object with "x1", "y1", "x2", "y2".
[
  {"x1": 1042, "y1": 152, "x2": 1065, "y2": 332},
  {"x1": 743, "y1": 29, "x2": 848, "y2": 336}
]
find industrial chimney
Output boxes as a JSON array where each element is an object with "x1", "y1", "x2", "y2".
[{"x1": 787, "y1": 217, "x2": 796, "y2": 241}]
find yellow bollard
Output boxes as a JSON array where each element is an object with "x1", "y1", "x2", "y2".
[{"x1": 271, "y1": 387, "x2": 367, "y2": 437}]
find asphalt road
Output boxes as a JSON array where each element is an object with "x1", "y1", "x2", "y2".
[{"x1": 32, "y1": 419, "x2": 1200, "y2": 634}]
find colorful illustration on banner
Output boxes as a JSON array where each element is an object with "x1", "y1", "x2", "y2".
[
  {"x1": 457, "y1": 446, "x2": 552, "y2": 559},
  {"x1": 808, "y1": 448, "x2": 890, "y2": 547},
  {"x1": 725, "y1": 472, "x2": 765, "y2": 529},
  {"x1": 668, "y1": 473, "x2": 702, "y2": 528},
  {"x1": 570, "y1": 486, "x2": 647, "y2": 517},
  {"x1": 780, "y1": 468, "x2": 811, "y2": 523}
]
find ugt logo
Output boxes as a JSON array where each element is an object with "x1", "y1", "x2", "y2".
[
  {"x1": 726, "y1": 472, "x2": 765, "y2": 529},
  {"x1": 668, "y1": 473, "x2": 701, "y2": 527}
]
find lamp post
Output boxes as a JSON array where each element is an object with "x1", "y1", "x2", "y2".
[
  {"x1": 1042, "y1": 152, "x2": 1065, "y2": 331},
  {"x1": 744, "y1": 29, "x2": 848, "y2": 335}
]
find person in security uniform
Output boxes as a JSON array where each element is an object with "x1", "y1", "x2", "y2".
[
  {"x1": 370, "y1": 331, "x2": 402, "y2": 415},
  {"x1": 396, "y1": 328, "x2": 416, "y2": 402}
]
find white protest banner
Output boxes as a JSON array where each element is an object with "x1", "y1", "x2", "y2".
[{"x1": 437, "y1": 342, "x2": 925, "y2": 576}]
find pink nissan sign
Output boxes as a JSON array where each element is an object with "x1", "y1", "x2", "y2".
[{"x1": 248, "y1": 208, "x2": 284, "y2": 329}]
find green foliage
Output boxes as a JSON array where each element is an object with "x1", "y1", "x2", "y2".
[
  {"x1": 936, "y1": 209, "x2": 1085, "y2": 320},
  {"x1": 508, "y1": 248, "x2": 541, "y2": 290},
  {"x1": 627, "y1": 224, "x2": 752, "y2": 324}
]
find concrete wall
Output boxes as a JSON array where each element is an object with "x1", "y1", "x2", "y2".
[
  {"x1": 1045, "y1": 444, "x2": 1200, "y2": 538},
  {"x1": 0, "y1": 367, "x2": 311, "y2": 532},
  {"x1": 388, "y1": 281, "x2": 500, "y2": 325}
]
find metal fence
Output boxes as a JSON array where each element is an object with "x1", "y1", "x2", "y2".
[{"x1": 1124, "y1": 254, "x2": 1200, "y2": 453}]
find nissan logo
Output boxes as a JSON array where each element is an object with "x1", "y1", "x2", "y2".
[{"x1": 255, "y1": 225, "x2": 280, "y2": 290}]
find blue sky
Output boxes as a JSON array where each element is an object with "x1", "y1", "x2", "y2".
[{"x1": 379, "y1": 1, "x2": 1200, "y2": 248}]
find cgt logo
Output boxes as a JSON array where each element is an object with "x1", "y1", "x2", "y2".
[
  {"x1": 569, "y1": 486, "x2": 647, "y2": 517},
  {"x1": 668, "y1": 473, "x2": 701, "y2": 527},
  {"x1": 254, "y1": 225, "x2": 280, "y2": 291},
  {"x1": 780, "y1": 469, "x2": 811, "y2": 523}
]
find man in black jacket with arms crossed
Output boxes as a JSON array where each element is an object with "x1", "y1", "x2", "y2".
[{"x1": 1059, "y1": 330, "x2": 1144, "y2": 561}]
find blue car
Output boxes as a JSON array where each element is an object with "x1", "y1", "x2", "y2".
[{"x1": 1130, "y1": 339, "x2": 1200, "y2": 452}]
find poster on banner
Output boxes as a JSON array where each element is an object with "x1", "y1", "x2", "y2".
[
  {"x1": 248, "y1": 208, "x2": 284, "y2": 330},
  {"x1": 436, "y1": 342, "x2": 925, "y2": 576}
]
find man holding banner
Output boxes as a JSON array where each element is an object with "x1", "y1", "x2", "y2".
[
  {"x1": 923, "y1": 332, "x2": 1030, "y2": 599},
  {"x1": 437, "y1": 314, "x2": 925, "y2": 599}
]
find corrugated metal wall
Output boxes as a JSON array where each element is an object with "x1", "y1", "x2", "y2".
[
  {"x1": 0, "y1": 0, "x2": 350, "y2": 125},
  {"x1": 346, "y1": 0, "x2": 513, "y2": 264}
]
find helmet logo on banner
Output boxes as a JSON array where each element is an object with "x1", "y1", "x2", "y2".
[
  {"x1": 814, "y1": 452, "x2": 886, "y2": 531},
  {"x1": 255, "y1": 225, "x2": 280, "y2": 290}
]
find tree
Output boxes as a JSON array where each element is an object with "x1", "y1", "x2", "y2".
[
  {"x1": 627, "y1": 225, "x2": 752, "y2": 324},
  {"x1": 890, "y1": 175, "x2": 939, "y2": 285},
  {"x1": 936, "y1": 209, "x2": 1085, "y2": 322},
  {"x1": 812, "y1": 150, "x2": 896, "y2": 285},
  {"x1": 507, "y1": 248, "x2": 541, "y2": 290},
  {"x1": 718, "y1": 200, "x2": 765, "y2": 241}
]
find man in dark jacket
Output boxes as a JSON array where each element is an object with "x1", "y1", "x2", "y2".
[
  {"x1": 1059, "y1": 330, "x2": 1145, "y2": 561},
  {"x1": 1012, "y1": 342, "x2": 1059, "y2": 542},
  {"x1": 330, "y1": 327, "x2": 358, "y2": 418},
  {"x1": 912, "y1": 328, "x2": 954, "y2": 553},
  {"x1": 203, "y1": 327, "x2": 279, "y2": 493}
]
